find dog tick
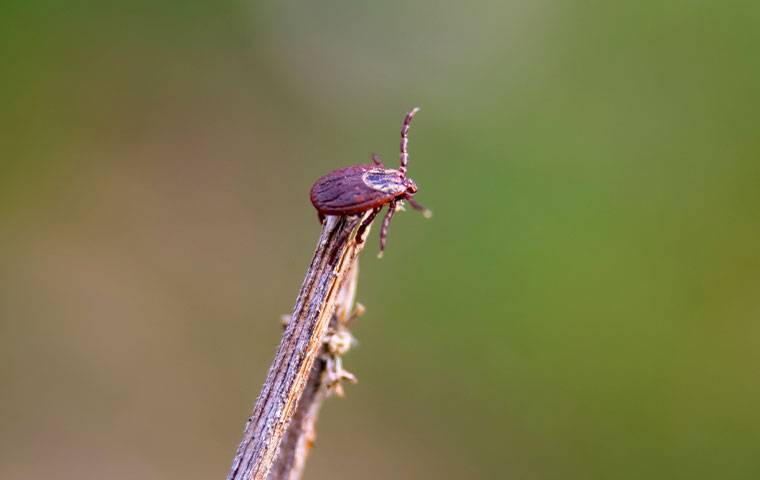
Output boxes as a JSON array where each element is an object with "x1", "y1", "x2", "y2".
[{"x1": 310, "y1": 107, "x2": 431, "y2": 257}]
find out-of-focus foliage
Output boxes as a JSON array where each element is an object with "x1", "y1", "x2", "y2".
[{"x1": 2, "y1": 2, "x2": 759, "y2": 479}]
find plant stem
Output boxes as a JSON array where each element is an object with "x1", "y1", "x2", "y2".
[{"x1": 227, "y1": 214, "x2": 369, "y2": 480}]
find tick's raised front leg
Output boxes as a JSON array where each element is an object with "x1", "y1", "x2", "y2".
[
  {"x1": 399, "y1": 107, "x2": 420, "y2": 177},
  {"x1": 404, "y1": 195, "x2": 432, "y2": 218},
  {"x1": 378, "y1": 200, "x2": 398, "y2": 258},
  {"x1": 371, "y1": 153, "x2": 384, "y2": 167},
  {"x1": 356, "y1": 206, "x2": 382, "y2": 244}
]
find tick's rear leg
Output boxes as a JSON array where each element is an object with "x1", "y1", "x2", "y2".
[
  {"x1": 356, "y1": 206, "x2": 382, "y2": 244},
  {"x1": 371, "y1": 153, "x2": 384, "y2": 167},
  {"x1": 405, "y1": 195, "x2": 432, "y2": 218},
  {"x1": 378, "y1": 200, "x2": 398, "y2": 258}
]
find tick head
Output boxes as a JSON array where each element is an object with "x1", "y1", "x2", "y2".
[{"x1": 404, "y1": 177, "x2": 418, "y2": 195}]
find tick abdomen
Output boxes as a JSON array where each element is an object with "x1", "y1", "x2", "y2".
[{"x1": 310, "y1": 164, "x2": 401, "y2": 215}]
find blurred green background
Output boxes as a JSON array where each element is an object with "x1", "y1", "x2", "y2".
[{"x1": 2, "y1": 2, "x2": 759, "y2": 479}]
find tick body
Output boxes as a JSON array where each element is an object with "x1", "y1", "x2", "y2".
[{"x1": 310, "y1": 107, "x2": 430, "y2": 256}]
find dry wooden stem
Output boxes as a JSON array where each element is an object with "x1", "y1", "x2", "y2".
[
  {"x1": 227, "y1": 214, "x2": 369, "y2": 480},
  {"x1": 269, "y1": 262, "x2": 360, "y2": 480}
]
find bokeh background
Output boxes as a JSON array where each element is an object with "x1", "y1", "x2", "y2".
[{"x1": 2, "y1": 2, "x2": 759, "y2": 479}]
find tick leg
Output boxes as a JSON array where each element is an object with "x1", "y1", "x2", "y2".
[
  {"x1": 404, "y1": 195, "x2": 432, "y2": 218},
  {"x1": 356, "y1": 207, "x2": 382, "y2": 244},
  {"x1": 399, "y1": 107, "x2": 420, "y2": 177},
  {"x1": 378, "y1": 200, "x2": 398, "y2": 257},
  {"x1": 371, "y1": 153, "x2": 384, "y2": 167}
]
